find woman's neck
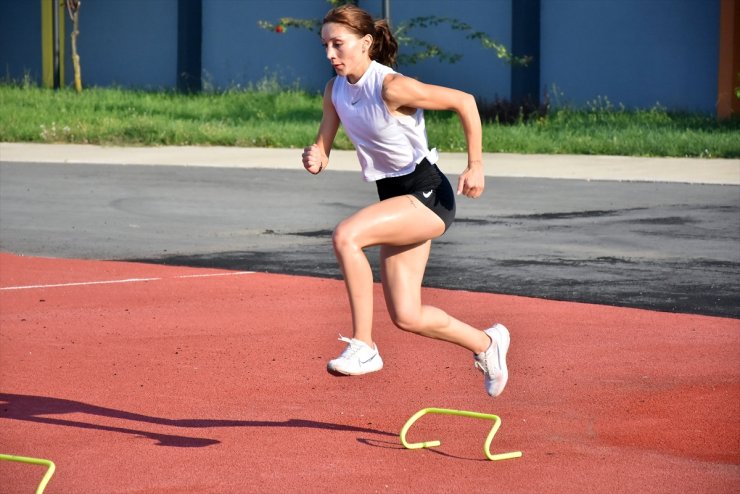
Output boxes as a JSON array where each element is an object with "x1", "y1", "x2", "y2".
[{"x1": 347, "y1": 59, "x2": 372, "y2": 84}]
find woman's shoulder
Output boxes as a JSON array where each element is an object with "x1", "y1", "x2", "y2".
[
  {"x1": 380, "y1": 73, "x2": 408, "y2": 96},
  {"x1": 323, "y1": 77, "x2": 338, "y2": 95}
]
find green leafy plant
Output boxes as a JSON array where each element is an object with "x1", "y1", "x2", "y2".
[
  {"x1": 393, "y1": 16, "x2": 530, "y2": 66},
  {"x1": 258, "y1": 0, "x2": 528, "y2": 67},
  {"x1": 258, "y1": 0, "x2": 353, "y2": 33}
]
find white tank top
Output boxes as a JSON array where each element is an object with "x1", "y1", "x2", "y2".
[{"x1": 331, "y1": 60, "x2": 438, "y2": 182}]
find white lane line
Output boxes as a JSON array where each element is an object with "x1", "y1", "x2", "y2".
[
  {"x1": 176, "y1": 271, "x2": 255, "y2": 279},
  {"x1": 0, "y1": 271, "x2": 255, "y2": 291}
]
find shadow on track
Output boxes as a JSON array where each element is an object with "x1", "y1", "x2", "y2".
[{"x1": 0, "y1": 393, "x2": 396, "y2": 448}]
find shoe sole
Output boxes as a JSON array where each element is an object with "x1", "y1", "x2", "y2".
[
  {"x1": 326, "y1": 364, "x2": 383, "y2": 377},
  {"x1": 486, "y1": 324, "x2": 510, "y2": 397},
  {"x1": 326, "y1": 367, "x2": 383, "y2": 377}
]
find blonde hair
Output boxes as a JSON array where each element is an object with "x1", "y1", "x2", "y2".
[{"x1": 323, "y1": 4, "x2": 398, "y2": 67}]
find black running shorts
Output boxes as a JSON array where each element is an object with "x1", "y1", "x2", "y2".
[{"x1": 375, "y1": 158, "x2": 456, "y2": 232}]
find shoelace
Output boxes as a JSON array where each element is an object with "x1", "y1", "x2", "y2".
[
  {"x1": 337, "y1": 335, "x2": 360, "y2": 358},
  {"x1": 474, "y1": 360, "x2": 489, "y2": 375}
]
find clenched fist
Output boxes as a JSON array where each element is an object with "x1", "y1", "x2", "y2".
[{"x1": 302, "y1": 144, "x2": 326, "y2": 175}]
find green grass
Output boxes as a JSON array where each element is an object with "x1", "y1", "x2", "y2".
[{"x1": 1, "y1": 84, "x2": 738, "y2": 158}]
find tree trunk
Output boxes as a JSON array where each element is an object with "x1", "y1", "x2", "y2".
[{"x1": 68, "y1": 1, "x2": 82, "y2": 93}]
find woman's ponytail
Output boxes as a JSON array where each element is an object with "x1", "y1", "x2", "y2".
[{"x1": 372, "y1": 19, "x2": 398, "y2": 68}]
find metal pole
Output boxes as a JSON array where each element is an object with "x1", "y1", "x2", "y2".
[
  {"x1": 52, "y1": 0, "x2": 60, "y2": 89},
  {"x1": 382, "y1": 0, "x2": 390, "y2": 25}
]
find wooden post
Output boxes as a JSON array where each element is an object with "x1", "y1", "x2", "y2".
[{"x1": 717, "y1": 0, "x2": 739, "y2": 119}]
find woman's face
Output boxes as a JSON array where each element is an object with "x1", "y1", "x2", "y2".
[{"x1": 321, "y1": 22, "x2": 371, "y2": 83}]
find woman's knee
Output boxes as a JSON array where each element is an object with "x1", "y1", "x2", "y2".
[
  {"x1": 332, "y1": 221, "x2": 350, "y2": 253},
  {"x1": 332, "y1": 219, "x2": 362, "y2": 255},
  {"x1": 389, "y1": 306, "x2": 423, "y2": 334}
]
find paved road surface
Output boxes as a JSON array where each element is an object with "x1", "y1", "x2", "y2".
[{"x1": 1, "y1": 157, "x2": 738, "y2": 318}]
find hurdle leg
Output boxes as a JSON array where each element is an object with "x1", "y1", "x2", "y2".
[
  {"x1": 400, "y1": 407, "x2": 522, "y2": 461},
  {"x1": 0, "y1": 453, "x2": 56, "y2": 494}
]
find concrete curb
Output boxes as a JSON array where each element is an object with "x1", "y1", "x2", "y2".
[{"x1": 1, "y1": 142, "x2": 738, "y2": 185}]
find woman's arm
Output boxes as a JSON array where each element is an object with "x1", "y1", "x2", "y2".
[
  {"x1": 303, "y1": 78, "x2": 340, "y2": 174},
  {"x1": 382, "y1": 74, "x2": 484, "y2": 198}
]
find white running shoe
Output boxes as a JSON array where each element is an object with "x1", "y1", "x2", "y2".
[
  {"x1": 327, "y1": 336, "x2": 383, "y2": 376},
  {"x1": 474, "y1": 324, "x2": 510, "y2": 397}
]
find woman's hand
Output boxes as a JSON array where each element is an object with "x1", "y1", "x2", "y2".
[
  {"x1": 382, "y1": 75, "x2": 484, "y2": 199},
  {"x1": 457, "y1": 162, "x2": 485, "y2": 198},
  {"x1": 302, "y1": 144, "x2": 326, "y2": 175}
]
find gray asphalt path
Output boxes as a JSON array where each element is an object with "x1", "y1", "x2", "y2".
[{"x1": 1, "y1": 149, "x2": 738, "y2": 318}]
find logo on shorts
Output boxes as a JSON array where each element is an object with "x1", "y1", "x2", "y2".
[{"x1": 422, "y1": 190, "x2": 433, "y2": 199}]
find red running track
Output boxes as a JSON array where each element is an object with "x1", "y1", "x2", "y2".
[{"x1": 1, "y1": 253, "x2": 738, "y2": 493}]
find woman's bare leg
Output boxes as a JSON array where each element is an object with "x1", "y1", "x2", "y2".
[
  {"x1": 333, "y1": 195, "x2": 433, "y2": 346},
  {"x1": 333, "y1": 194, "x2": 489, "y2": 353},
  {"x1": 380, "y1": 241, "x2": 490, "y2": 353}
]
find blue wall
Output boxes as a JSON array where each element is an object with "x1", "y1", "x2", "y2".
[
  {"x1": 0, "y1": 0, "x2": 177, "y2": 88},
  {"x1": 202, "y1": 0, "x2": 330, "y2": 91},
  {"x1": 79, "y1": 0, "x2": 178, "y2": 88},
  {"x1": 201, "y1": 0, "x2": 511, "y2": 100},
  {"x1": 0, "y1": 1, "x2": 42, "y2": 81},
  {"x1": 541, "y1": 0, "x2": 719, "y2": 112},
  {"x1": 387, "y1": 0, "x2": 512, "y2": 103},
  {"x1": 0, "y1": 0, "x2": 722, "y2": 113}
]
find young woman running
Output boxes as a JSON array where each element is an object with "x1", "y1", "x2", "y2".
[{"x1": 301, "y1": 4, "x2": 510, "y2": 397}]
